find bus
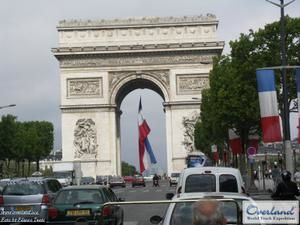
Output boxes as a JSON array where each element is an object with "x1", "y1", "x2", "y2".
[{"x1": 185, "y1": 152, "x2": 212, "y2": 168}]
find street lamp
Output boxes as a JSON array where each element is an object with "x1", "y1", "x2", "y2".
[
  {"x1": 265, "y1": 0, "x2": 296, "y2": 176},
  {"x1": 0, "y1": 104, "x2": 16, "y2": 110}
]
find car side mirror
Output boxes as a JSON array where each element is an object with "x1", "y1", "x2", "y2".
[
  {"x1": 150, "y1": 215, "x2": 163, "y2": 224},
  {"x1": 118, "y1": 197, "x2": 125, "y2": 202},
  {"x1": 166, "y1": 193, "x2": 174, "y2": 200}
]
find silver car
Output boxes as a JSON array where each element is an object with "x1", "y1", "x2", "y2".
[{"x1": 0, "y1": 177, "x2": 62, "y2": 223}]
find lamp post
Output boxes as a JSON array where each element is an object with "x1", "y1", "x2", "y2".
[
  {"x1": 266, "y1": 0, "x2": 296, "y2": 176},
  {"x1": 0, "y1": 104, "x2": 16, "y2": 110}
]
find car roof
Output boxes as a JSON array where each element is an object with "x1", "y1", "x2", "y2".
[
  {"x1": 174, "y1": 192, "x2": 251, "y2": 201},
  {"x1": 181, "y1": 167, "x2": 241, "y2": 175},
  {"x1": 62, "y1": 185, "x2": 106, "y2": 190}
]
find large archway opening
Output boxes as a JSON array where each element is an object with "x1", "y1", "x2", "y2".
[{"x1": 115, "y1": 78, "x2": 167, "y2": 175}]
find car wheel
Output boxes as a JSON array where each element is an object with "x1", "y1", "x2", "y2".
[
  {"x1": 143, "y1": 184, "x2": 146, "y2": 187},
  {"x1": 132, "y1": 184, "x2": 134, "y2": 188}
]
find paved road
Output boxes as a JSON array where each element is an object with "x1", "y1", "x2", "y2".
[{"x1": 112, "y1": 180, "x2": 175, "y2": 225}]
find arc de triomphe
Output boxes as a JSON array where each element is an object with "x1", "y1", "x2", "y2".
[{"x1": 52, "y1": 14, "x2": 224, "y2": 177}]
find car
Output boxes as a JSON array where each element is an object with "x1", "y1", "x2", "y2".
[
  {"x1": 80, "y1": 176, "x2": 95, "y2": 185},
  {"x1": 0, "y1": 177, "x2": 62, "y2": 223},
  {"x1": 123, "y1": 176, "x2": 134, "y2": 183},
  {"x1": 47, "y1": 185, "x2": 124, "y2": 225},
  {"x1": 175, "y1": 167, "x2": 246, "y2": 195},
  {"x1": 143, "y1": 175, "x2": 154, "y2": 182},
  {"x1": 132, "y1": 175, "x2": 146, "y2": 187},
  {"x1": 96, "y1": 176, "x2": 110, "y2": 185},
  {"x1": 168, "y1": 172, "x2": 180, "y2": 187},
  {"x1": 153, "y1": 192, "x2": 255, "y2": 225},
  {"x1": 109, "y1": 176, "x2": 126, "y2": 188}
]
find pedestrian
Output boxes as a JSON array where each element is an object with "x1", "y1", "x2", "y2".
[
  {"x1": 294, "y1": 170, "x2": 300, "y2": 188},
  {"x1": 271, "y1": 170, "x2": 300, "y2": 200},
  {"x1": 192, "y1": 199, "x2": 227, "y2": 225},
  {"x1": 253, "y1": 170, "x2": 259, "y2": 180},
  {"x1": 271, "y1": 165, "x2": 281, "y2": 188}
]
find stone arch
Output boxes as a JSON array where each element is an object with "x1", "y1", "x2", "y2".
[{"x1": 110, "y1": 71, "x2": 170, "y2": 106}]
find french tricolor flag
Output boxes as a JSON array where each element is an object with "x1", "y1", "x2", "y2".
[
  {"x1": 138, "y1": 98, "x2": 157, "y2": 173},
  {"x1": 256, "y1": 69, "x2": 282, "y2": 143},
  {"x1": 296, "y1": 68, "x2": 300, "y2": 143}
]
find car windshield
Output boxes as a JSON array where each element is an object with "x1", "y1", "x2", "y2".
[
  {"x1": 171, "y1": 173, "x2": 180, "y2": 177},
  {"x1": 185, "y1": 174, "x2": 216, "y2": 192},
  {"x1": 170, "y1": 201, "x2": 239, "y2": 225},
  {"x1": 3, "y1": 181, "x2": 44, "y2": 195},
  {"x1": 111, "y1": 177, "x2": 123, "y2": 181},
  {"x1": 55, "y1": 189, "x2": 104, "y2": 204}
]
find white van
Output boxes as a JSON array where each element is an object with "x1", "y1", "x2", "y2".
[
  {"x1": 168, "y1": 172, "x2": 180, "y2": 187},
  {"x1": 176, "y1": 167, "x2": 245, "y2": 195}
]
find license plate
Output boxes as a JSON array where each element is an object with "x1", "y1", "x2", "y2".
[
  {"x1": 15, "y1": 206, "x2": 32, "y2": 211},
  {"x1": 66, "y1": 209, "x2": 90, "y2": 216}
]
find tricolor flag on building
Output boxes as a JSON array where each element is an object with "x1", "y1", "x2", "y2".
[
  {"x1": 256, "y1": 69, "x2": 282, "y2": 143},
  {"x1": 296, "y1": 68, "x2": 300, "y2": 143},
  {"x1": 138, "y1": 98, "x2": 157, "y2": 173}
]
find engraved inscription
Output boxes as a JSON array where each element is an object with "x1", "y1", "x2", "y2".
[
  {"x1": 177, "y1": 74, "x2": 209, "y2": 95},
  {"x1": 68, "y1": 78, "x2": 102, "y2": 98}
]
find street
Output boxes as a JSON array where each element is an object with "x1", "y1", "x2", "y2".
[
  {"x1": 111, "y1": 179, "x2": 275, "y2": 225},
  {"x1": 112, "y1": 180, "x2": 175, "y2": 225}
]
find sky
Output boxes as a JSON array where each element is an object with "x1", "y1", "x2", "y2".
[{"x1": 0, "y1": 0, "x2": 299, "y2": 172}]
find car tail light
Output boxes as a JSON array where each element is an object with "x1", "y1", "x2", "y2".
[
  {"x1": 48, "y1": 207, "x2": 58, "y2": 219},
  {"x1": 102, "y1": 205, "x2": 112, "y2": 217},
  {"x1": 42, "y1": 194, "x2": 50, "y2": 204},
  {"x1": 0, "y1": 195, "x2": 4, "y2": 205}
]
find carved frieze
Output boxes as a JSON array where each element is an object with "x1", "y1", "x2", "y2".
[
  {"x1": 109, "y1": 70, "x2": 169, "y2": 91},
  {"x1": 67, "y1": 78, "x2": 102, "y2": 98},
  {"x1": 182, "y1": 111, "x2": 200, "y2": 153},
  {"x1": 74, "y1": 118, "x2": 98, "y2": 159},
  {"x1": 176, "y1": 74, "x2": 209, "y2": 95},
  {"x1": 60, "y1": 54, "x2": 214, "y2": 68}
]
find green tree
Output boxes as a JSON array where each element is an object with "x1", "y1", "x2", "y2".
[
  {"x1": 195, "y1": 17, "x2": 300, "y2": 172},
  {"x1": 122, "y1": 161, "x2": 137, "y2": 176},
  {"x1": 30, "y1": 121, "x2": 54, "y2": 172},
  {"x1": 0, "y1": 115, "x2": 18, "y2": 176}
]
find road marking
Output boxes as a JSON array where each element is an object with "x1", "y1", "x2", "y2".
[
  {"x1": 129, "y1": 190, "x2": 136, "y2": 193},
  {"x1": 155, "y1": 189, "x2": 162, "y2": 192},
  {"x1": 143, "y1": 189, "x2": 149, "y2": 192}
]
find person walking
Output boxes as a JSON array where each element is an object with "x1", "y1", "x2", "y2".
[{"x1": 271, "y1": 165, "x2": 281, "y2": 188}]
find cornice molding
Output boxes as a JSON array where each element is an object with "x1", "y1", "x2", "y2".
[
  {"x1": 52, "y1": 41, "x2": 224, "y2": 55},
  {"x1": 58, "y1": 14, "x2": 218, "y2": 30}
]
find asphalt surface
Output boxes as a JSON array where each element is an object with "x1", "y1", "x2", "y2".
[{"x1": 112, "y1": 180, "x2": 175, "y2": 225}]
